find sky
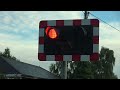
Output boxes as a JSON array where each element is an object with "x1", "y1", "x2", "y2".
[{"x1": 0, "y1": 11, "x2": 120, "y2": 78}]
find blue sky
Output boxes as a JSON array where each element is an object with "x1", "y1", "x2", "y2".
[{"x1": 0, "y1": 11, "x2": 120, "y2": 78}]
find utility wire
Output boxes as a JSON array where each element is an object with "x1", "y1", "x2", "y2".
[{"x1": 82, "y1": 11, "x2": 120, "y2": 32}]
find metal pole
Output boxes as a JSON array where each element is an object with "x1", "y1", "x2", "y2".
[
  {"x1": 60, "y1": 11, "x2": 90, "y2": 79},
  {"x1": 64, "y1": 61, "x2": 67, "y2": 79},
  {"x1": 84, "y1": 11, "x2": 89, "y2": 19},
  {"x1": 60, "y1": 61, "x2": 67, "y2": 79},
  {"x1": 84, "y1": 11, "x2": 87, "y2": 19}
]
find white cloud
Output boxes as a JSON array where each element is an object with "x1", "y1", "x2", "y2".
[
  {"x1": 0, "y1": 11, "x2": 83, "y2": 34},
  {"x1": 3, "y1": 16, "x2": 12, "y2": 24},
  {"x1": 0, "y1": 33, "x2": 23, "y2": 45}
]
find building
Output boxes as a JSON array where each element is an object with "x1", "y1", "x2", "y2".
[{"x1": 0, "y1": 56, "x2": 60, "y2": 79}]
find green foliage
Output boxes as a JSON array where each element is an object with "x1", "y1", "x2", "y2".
[
  {"x1": 68, "y1": 62, "x2": 94, "y2": 79},
  {"x1": 49, "y1": 47, "x2": 118, "y2": 79},
  {"x1": 2, "y1": 47, "x2": 11, "y2": 58},
  {"x1": 92, "y1": 47, "x2": 116, "y2": 79},
  {"x1": 0, "y1": 47, "x2": 19, "y2": 61},
  {"x1": 49, "y1": 62, "x2": 62, "y2": 77}
]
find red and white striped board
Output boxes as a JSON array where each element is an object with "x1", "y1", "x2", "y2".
[{"x1": 38, "y1": 19, "x2": 99, "y2": 61}]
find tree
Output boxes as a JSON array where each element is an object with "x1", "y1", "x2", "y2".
[
  {"x1": 0, "y1": 47, "x2": 19, "y2": 61},
  {"x1": 49, "y1": 47, "x2": 118, "y2": 79},
  {"x1": 92, "y1": 47, "x2": 117, "y2": 79},
  {"x1": 50, "y1": 61, "x2": 94, "y2": 79},
  {"x1": 2, "y1": 47, "x2": 11, "y2": 58},
  {"x1": 49, "y1": 62, "x2": 62, "y2": 77},
  {"x1": 68, "y1": 61, "x2": 94, "y2": 79}
]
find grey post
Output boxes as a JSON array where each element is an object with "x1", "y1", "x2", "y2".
[
  {"x1": 84, "y1": 11, "x2": 89, "y2": 19},
  {"x1": 60, "y1": 11, "x2": 90, "y2": 79},
  {"x1": 60, "y1": 61, "x2": 67, "y2": 79}
]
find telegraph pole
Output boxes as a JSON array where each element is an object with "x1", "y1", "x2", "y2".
[
  {"x1": 60, "y1": 11, "x2": 89, "y2": 79},
  {"x1": 84, "y1": 11, "x2": 89, "y2": 19},
  {"x1": 60, "y1": 61, "x2": 67, "y2": 79}
]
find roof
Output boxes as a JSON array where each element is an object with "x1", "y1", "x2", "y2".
[{"x1": 0, "y1": 56, "x2": 60, "y2": 79}]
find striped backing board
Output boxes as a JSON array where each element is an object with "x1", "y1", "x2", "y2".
[{"x1": 38, "y1": 19, "x2": 99, "y2": 61}]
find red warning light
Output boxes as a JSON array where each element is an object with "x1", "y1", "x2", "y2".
[{"x1": 45, "y1": 27, "x2": 58, "y2": 39}]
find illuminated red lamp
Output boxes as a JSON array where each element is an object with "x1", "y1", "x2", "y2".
[{"x1": 45, "y1": 27, "x2": 59, "y2": 39}]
